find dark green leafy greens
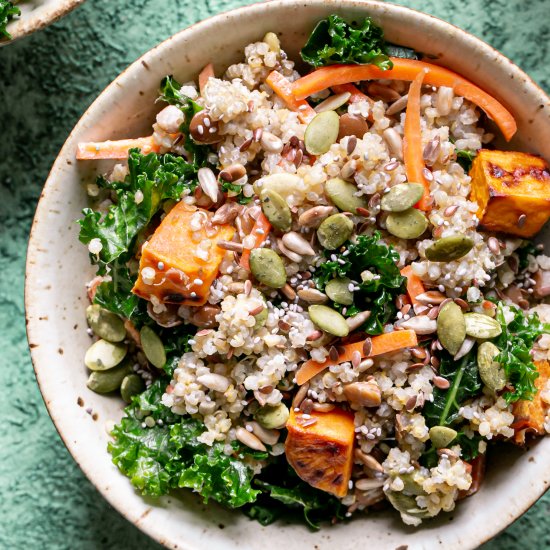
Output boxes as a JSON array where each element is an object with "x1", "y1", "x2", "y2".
[
  {"x1": 456, "y1": 149, "x2": 477, "y2": 172},
  {"x1": 220, "y1": 179, "x2": 253, "y2": 205},
  {"x1": 0, "y1": 0, "x2": 19, "y2": 39},
  {"x1": 517, "y1": 241, "x2": 540, "y2": 271},
  {"x1": 301, "y1": 14, "x2": 392, "y2": 70},
  {"x1": 494, "y1": 303, "x2": 549, "y2": 403},
  {"x1": 313, "y1": 232, "x2": 405, "y2": 334},
  {"x1": 423, "y1": 351, "x2": 482, "y2": 428},
  {"x1": 109, "y1": 380, "x2": 260, "y2": 505},
  {"x1": 159, "y1": 75, "x2": 209, "y2": 168},
  {"x1": 78, "y1": 149, "x2": 198, "y2": 272}
]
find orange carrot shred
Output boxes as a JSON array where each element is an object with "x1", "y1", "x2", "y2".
[
  {"x1": 400, "y1": 265, "x2": 425, "y2": 305},
  {"x1": 404, "y1": 70, "x2": 432, "y2": 211},
  {"x1": 76, "y1": 136, "x2": 161, "y2": 160},
  {"x1": 199, "y1": 63, "x2": 215, "y2": 94},
  {"x1": 295, "y1": 330, "x2": 418, "y2": 385},
  {"x1": 239, "y1": 212, "x2": 271, "y2": 270},
  {"x1": 266, "y1": 70, "x2": 316, "y2": 124},
  {"x1": 291, "y1": 58, "x2": 516, "y2": 141}
]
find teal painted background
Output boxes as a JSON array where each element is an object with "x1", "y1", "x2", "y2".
[{"x1": 1, "y1": 0, "x2": 548, "y2": 548}]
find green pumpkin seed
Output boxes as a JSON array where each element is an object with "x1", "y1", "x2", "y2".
[
  {"x1": 121, "y1": 374, "x2": 146, "y2": 403},
  {"x1": 386, "y1": 208, "x2": 428, "y2": 240},
  {"x1": 429, "y1": 426, "x2": 458, "y2": 448},
  {"x1": 425, "y1": 235, "x2": 474, "y2": 262},
  {"x1": 255, "y1": 402, "x2": 289, "y2": 429},
  {"x1": 386, "y1": 491, "x2": 430, "y2": 519},
  {"x1": 325, "y1": 178, "x2": 367, "y2": 214},
  {"x1": 477, "y1": 341, "x2": 506, "y2": 393},
  {"x1": 308, "y1": 305, "x2": 349, "y2": 337},
  {"x1": 140, "y1": 326, "x2": 166, "y2": 368},
  {"x1": 317, "y1": 213, "x2": 354, "y2": 250},
  {"x1": 325, "y1": 277, "x2": 354, "y2": 305},
  {"x1": 250, "y1": 248, "x2": 287, "y2": 288},
  {"x1": 86, "y1": 304, "x2": 126, "y2": 342},
  {"x1": 399, "y1": 473, "x2": 426, "y2": 496},
  {"x1": 254, "y1": 306, "x2": 269, "y2": 329},
  {"x1": 87, "y1": 360, "x2": 133, "y2": 394},
  {"x1": 464, "y1": 313, "x2": 502, "y2": 339},
  {"x1": 84, "y1": 339, "x2": 127, "y2": 371},
  {"x1": 437, "y1": 301, "x2": 466, "y2": 355},
  {"x1": 380, "y1": 183, "x2": 425, "y2": 212},
  {"x1": 260, "y1": 188, "x2": 292, "y2": 232},
  {"x1": 304, "y1": 111, "x2": 340, "y2": 155}
]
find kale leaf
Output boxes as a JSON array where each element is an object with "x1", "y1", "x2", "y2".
[
  {"x1": 301, "y1": 14, "x2": 392, "y2": 70},
  {"x1": 314, "y1": 232, "x2": 405, "y2": 334},
  {"x1": 421, "y1": 431, "x2": 482, "y2": 468},
  {"x1": 78, "y1": 149, "x2": 198, "y2": 272},
  {"x1": 423, "y1": 350, "x2": 482, "y2": 427},
  {"x1": 109, "y1": 379, "x2": 260, "y2": 506},
  {"x1": 0, "y1": 0, "x2": 19, "y2": 39},
  {"x1": 244, "y1": 460, "x2": 346, "y2": 530},
  {"x1": 220, "y1": 179, "x2": 253, "y2": 205},
  {"x1": 456, "y1": 149, "x2": 477, "y2": 172},
  {"x1": 159, "y1": 75, "x2": 209, "y2": 168},
  {"x1": 517, "y1": 241, "x2": 539, "y2": 271},
  {"x1": 494, "y1": 303, "x2": 549, "y2": 403}
]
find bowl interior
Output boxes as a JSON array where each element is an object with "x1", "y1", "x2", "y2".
[{"x1": 25, "y1": 1, "x2": 550, "y2": 549}]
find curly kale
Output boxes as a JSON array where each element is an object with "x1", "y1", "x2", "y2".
[
  {"x1": 0, "y1": 0, "x2": 20, "y2": 40},
  {"x1": 313, "y1": 232, "x2": 405, "y2": 334}
]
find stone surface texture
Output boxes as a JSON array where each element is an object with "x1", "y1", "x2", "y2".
[{"x1": 0, "y1": 0, "x2": 548, "y2": 548}]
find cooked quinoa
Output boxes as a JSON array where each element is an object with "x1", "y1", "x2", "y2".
[{"x1": 78, "y1": 15, "x2": 550, "y2": 529}]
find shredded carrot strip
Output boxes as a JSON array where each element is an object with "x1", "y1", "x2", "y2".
[
  {"x1": 76, "y1": 136, "x2": 161, "y2": 160},
  {"x1": 199, "y1": 63, "x2": 215, "y2": 94},
  {"x1": 295, "y1": 330, "x2": 418, "y2": 385},
  {"x1": 266, "y1": 70, "x2": 316, "y2": 124},
  {"x1": 400, "y1": 266, "x2": 425, "y2": 306},
  {"x1": 291, "y1": 58, "x2": 516, "y2": 141},
  {"x1": 404, "y1": 70, "x2": 432, "y2": 211},
  {"x1": 239, "y1": 212, "x2": 271, "y2": 270}
]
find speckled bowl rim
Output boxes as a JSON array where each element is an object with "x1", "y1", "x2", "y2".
[
  {"x1": 0, "y1": 0, "x2": 85, "y2": 45},
  {"x1": 25, "y1": 1, "x2": 550, "y2": 549}
]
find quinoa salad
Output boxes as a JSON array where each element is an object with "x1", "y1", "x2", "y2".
[{"x1": 77, "y1": 15, "x2": 550, "y2": 528}]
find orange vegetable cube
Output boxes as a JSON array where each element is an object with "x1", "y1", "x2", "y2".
[
  {"x1": 285, "y1": 407, "x2": 355, "y2": 497},
  {"x1": 512, "y1": 360, "x2": 550, "y2": 444},
  {"x1": 470, "y1": 150, "x2": 550, "y2": 237},
  {"x1": 132, "y1": 202, "x2": 234, "y2": 306}
]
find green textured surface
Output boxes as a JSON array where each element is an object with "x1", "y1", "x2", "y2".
[{"x1": 0, "y1": 0, "x2": 548, "y2": 548}]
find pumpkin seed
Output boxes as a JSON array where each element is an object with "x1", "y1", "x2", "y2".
[
  {"x1": 304, "y1": 111, "x2": 340, "y2": 155},
  {"x1": 250, "y1": 248, "x2": 287, "y2": 288},
  {"x1": 260, "y1": 188, "x2": 292, "y2": 232},
  {"x1": 386, "y1": 491, "x2": 430, "y2": 519},
  {"x1": 477, "y1": 341, "x2": 506, "y2": 393},
  {"x1": 399, "y1": 473, "x2": 426, "y2": 495},
  {"x1": 121, "y1": 374, "x2": 145, "y2": 403},
  {"x1": 140, "y1": 326, "x2": 166, "y2": 368},
  {"x1": 87, "y1": 360, "x2": 133, "y2": 394},
  {"x1": 317, "y1": 213, "x2": 354, "y2": 250},
  {"x1": 325, "y1": 177, "x2": 367, "y2": 214},
  {"x1": 437, "y1": 301, "x2": 466, "y2": 355},
  {"x1": 386, "y1": 208, "x2": 428, "y2": 239},
  {"x1": 425, "y1": 235, "x2": 474, "y2": 262},
  {"x1": 84, "y1": 339, "x2": 127, "y2": 371},
  {"x1": 86, "y1": 304, "x2": 126, "y2": 342},
  {"x1": 255, "y1": 402, "x2": 289, "y2": 430},
  {"x1": 308, "y1": 305, "x2": 349, "y2": 337},
  {"x1": 253, "y1": 305, "x2": 269, "y2": 329},
  {"x1": 380, "y1": 183, "x2": 425, "y2": 212},
  {"x1": 464, "y1": 313, "x2": 502, "y2": 339},
  {"x1": 325, "y1": 277, "x2": 354, "y2": 305},
  {"x1": 429, "y1": 426, "x2": 458, "y2": 448}
]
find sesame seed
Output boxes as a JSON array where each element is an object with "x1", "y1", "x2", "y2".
[
  {"x1": 157, "y1": 261, "x2": 165, "y2": 270},
  {"x1": 197, "y1": 124, "x2": 204, "y2": 135}
]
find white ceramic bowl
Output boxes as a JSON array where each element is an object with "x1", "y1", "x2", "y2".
[
  {"x1": 1, "y1": 0, "x2": 85, "y2": 45},
  {"x1": 25, "y1": 1, "x2": 550, "y2": 549}
]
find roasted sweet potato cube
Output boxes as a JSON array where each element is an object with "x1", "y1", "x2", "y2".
[
  {"x1": 512, "y1": 360, "x2": 550, "y2": 444},
  {"x1": 285, "y1": 407, "x2": 355, "y2": 497},
  {"x1": 132, "y1": 202, "x2": 235, "y2": 306},
  {"x1": 470, "y1": 150, "x2": 550, "y2": 237}
]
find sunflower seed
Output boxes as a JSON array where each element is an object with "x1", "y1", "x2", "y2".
[
  {"x1": 399, "y1": 315, "x2": 437, "y2": 334},
  {"x1": 198, "y1": 167, "x2": 220, "y2": 202},
  {"x1": 236, "y1": 426, "x2": 266, "y2": 452},
  {"x1": 282, "y1": 231, "x2": 316, "y2": 255}
]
